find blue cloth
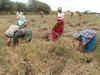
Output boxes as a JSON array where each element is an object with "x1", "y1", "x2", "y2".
[
  {"x1": 16, "y1": 21, "x2": 19, "y2": 25},
  {"x1": 16, "y1": 21, "x2": 25, "y2": 28},
  {"x1": 80, "y1": 29, "x2": 96, "y2": 38},
  {"x1": 73, "y1": 29, "x2": 96, "y2": 39},
  {"x1": 80, "y1": 35, "x2": 97, "y2": 53}
]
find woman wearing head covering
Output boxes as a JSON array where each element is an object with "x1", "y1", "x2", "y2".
[
  {"x1": 58, "y1": 7, "x2": 64, "y2": 19},
  {"x1": 52, "y1": 17, "x2": 64, "y2": 41},
  {"x1": 4, "y1": 24, "x2": 19, "y2": 46},
  {"x1": 16, "y1": 10, "x2": 27, "y2": 28},
  {"x1": 73, "y1": 29, "x2": 97, "y2": 63},
  {"x1": 77, "y1": 12, "x2": 83, "y2": 26},
  {"x1": 13, "y1": 27, "x2": 32, "y2": 46}
]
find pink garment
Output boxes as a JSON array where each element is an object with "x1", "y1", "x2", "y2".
[
  {"x1": 82, "y1": 34, "x2": 96, "y2": 47},
  {"x1": 52, "y1": 20, "x2": 64, "y2": 41}
]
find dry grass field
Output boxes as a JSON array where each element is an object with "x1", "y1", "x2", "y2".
[{"x1": 0, "y1": 14, "x2": 100, "y2": 75}]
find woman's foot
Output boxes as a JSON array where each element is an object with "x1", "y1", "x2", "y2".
[{"x1": 7, "y1": 39, "x2": 11, "y2": 46}]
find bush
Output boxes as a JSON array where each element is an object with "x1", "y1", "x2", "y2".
[
  {"x1": 28, "y1": 0, "x2": 51, "y2": 14},
  {"x1": 0, "y1": 0, "x2": 51, "y2": 14}
]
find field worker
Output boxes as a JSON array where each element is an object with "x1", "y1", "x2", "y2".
[
  {"x1": 70, "y1": 12, "x2": 73, "y2": 20},
  {"x1": 4, "y1": 24, "x2": 19, "y2": 46},
  {"x1": 79, "y1": 13, "x2": 82, "y2": 21},
  {"x1": 16, "y1": 9, "x2": 23, "y2": 17},
  {"x1": 77, "y1": 12, "x2": 83, "y2": 26},
  {"x1": 13, "y1": 27, "x2": 32, "y2": 46},
  {"x1": 73, "y1": 29, "x2": 97, "y2": 63},
  {"x1": 52, "y1": 17, "x2": 64, "y2": 41},
  {"x1": 16, "y1": 9, "x2": 26, "y2": 23},
  {"x1": 16, "y1": 10, "x2": 27, "y2": 28},
  {"x1": 40, "y1": 11, "x2": 44, "y2": 18},
  {"x1": 58, "y1": 7, "x2": 64, "y2": 19}
]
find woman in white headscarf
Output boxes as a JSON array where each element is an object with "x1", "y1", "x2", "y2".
[
  {"x1": 57, "y1": 7, "x2": 64, "y2": 19},
  {"x1": 16, "y1": 9, "x2": 27, "y2": 28}
]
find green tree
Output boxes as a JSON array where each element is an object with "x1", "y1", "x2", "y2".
[
  {"x1": 28, "y1": 0, "x2": 51, "y2": 14},
  {"x1": 15, "y1": 2, "x2": 27, "y2": 11},
  {"x1": 0, "y1": 0, "x2": 13, "y2": 11}
]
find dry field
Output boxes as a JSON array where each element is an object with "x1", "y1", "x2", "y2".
[{"x1": 0, "y1": 14, "x2": 100, "y2": 75}]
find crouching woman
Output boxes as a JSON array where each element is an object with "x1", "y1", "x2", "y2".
[
  {"x1": 73, "y1": 29, "x2": 97, "y2": 63},
  {"x1": 52, "y1": 17, "x2": 64, "y2": 41},
  {"x1": 13, "y1": 27, "x2": 32, "y2": 47}
]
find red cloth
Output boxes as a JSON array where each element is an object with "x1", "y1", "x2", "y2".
[
  {"x1": 52, "y1": 20, "x2": 64, "y2": 41},
  {"x1": 16, "y1": 18, "x2": 19, "y2": 21}
]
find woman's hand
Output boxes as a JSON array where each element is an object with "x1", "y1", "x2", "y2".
[{"x1": 78, "y1": 42, "x2": 84, "y2": 51}]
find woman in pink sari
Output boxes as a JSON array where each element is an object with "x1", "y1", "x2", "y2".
[{"x1": 52, "y1": 17, "x2": 64, "y2": 41}]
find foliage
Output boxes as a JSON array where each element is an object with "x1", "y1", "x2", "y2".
[
  {"x1": 15, "y1": 2, "x2": 27, "y2": 11},
  {"x1": 0, "y1": 0, "x2": 13, "y2": 11},
  {"x1": 28, "y1": 0, "x2": 51, "y2": 14},
  {"x1": 0, "y1": 0, "x2": 51, "y2": 14}
]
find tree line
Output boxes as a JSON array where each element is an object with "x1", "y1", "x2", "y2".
[{"x1": 0, "y1": 0, "x2": 51, "y2": 14}]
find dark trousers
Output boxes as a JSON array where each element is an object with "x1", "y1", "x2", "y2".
[{"x1": 13, "y1": 30, "x2": 25, "y2": 46}]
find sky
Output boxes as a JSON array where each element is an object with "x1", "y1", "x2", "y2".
[{"x1": 11, "y1": 0, "x2": 100, "y2": 12}]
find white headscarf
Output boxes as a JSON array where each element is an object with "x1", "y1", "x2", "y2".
[
  {"x1": 73, "y1": 32, "x2": 80, "y2": 39},
  {"x1": 58, "y1": 13, "x2": 64, "y2": 19},
  {"x1": 73, "y1": 29, "x2": 96, "y2": 39},
  {"x1": 16, "y1": 11, "x2": 27, "y2": 23}
]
